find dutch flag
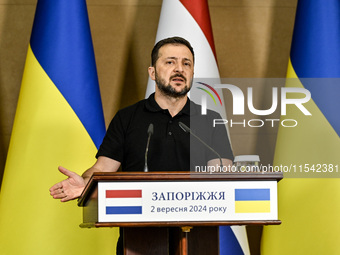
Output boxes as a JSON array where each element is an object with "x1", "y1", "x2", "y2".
[{"x1": 105, "y1": 190, "x2": 143, "y2": 215}]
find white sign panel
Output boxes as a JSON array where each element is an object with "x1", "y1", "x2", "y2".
[{"x1": 98, "y1": 181, "x2": 277, "y2": 222}]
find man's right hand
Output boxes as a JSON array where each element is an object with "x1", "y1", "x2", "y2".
[{"x1": 49, "y1": 166, "x2": 86, "y2": 202}]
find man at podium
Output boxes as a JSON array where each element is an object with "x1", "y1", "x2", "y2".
[
  {"x1": 49, "y1": 36, "x2": 234, "y2": 254},
  {"x1": 50, "y1": 36, "x2": 233, "y2": 202}
]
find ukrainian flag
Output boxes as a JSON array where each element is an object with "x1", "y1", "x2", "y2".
[
  {"x1": 261, "y1": 0, "x2": 340, "y2": 254},
  {"x1": 0, "y1": 0, "x2": 118, "y2": 254},
  {"x1": 235, "y1": 189, "x2": 270, "y2": 213}
]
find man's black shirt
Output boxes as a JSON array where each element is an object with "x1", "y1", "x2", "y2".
[{"x1": 96, "y1": 93, "x2": 233, "y2": 171}]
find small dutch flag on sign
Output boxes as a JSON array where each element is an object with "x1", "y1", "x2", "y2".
[{"x1": 105, "y1": 190, "x2": 142, "y2": 215}]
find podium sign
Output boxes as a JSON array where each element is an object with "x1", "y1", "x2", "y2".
[
  {"x1": 98, "y1": 180, "x2": 277, "y2": 223},
  {"x1": 79, "y1": 172, "x2": 282, "y2": 227}
]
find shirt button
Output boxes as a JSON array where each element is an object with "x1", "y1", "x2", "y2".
[
  {"x1": 168, "y1": 131, "x2": 172, "y2": 135},
  {"x1": 169, "y1": 120, "x2": 173, "y2": 124}
]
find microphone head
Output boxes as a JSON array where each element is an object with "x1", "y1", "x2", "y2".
[
  {"x1": 178, "y1": 122, "x2": 190, "y2": 133},
  {"x1": 147, "y1": 123, "x2": 154, "y2": 135}
]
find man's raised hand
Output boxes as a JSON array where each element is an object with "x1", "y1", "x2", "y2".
[{"x1": 49, "y1": 166, "x2": 86, "y2": 202}]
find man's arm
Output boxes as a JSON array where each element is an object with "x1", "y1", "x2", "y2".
[
  {"x1": 49, "y1": 156, "x2": 121, "y2": 202},
  {"x1": 82, "y1": 156, "x2": 121, "y2": 183}
]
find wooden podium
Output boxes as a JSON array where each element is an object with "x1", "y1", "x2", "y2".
[{"x1": 78, "y1": 171, "x2": 282, "y2": 255}]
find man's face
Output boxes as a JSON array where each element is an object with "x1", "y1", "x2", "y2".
[{"x1": 150, "y1": 44, "x2": 194, "y2": 98}]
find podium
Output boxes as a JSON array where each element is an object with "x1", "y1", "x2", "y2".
[{"x1": 78, "y1": 171, "x2": 282, "y2": 255}]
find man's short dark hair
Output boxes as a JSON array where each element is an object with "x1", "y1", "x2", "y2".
[{"x1": 151, "y1": 36, "x2": 195, "y2": 67}]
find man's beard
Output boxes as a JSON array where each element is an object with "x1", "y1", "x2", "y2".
[{"x1": 155, "y1": 72, "x2": 192, "y2": 98}]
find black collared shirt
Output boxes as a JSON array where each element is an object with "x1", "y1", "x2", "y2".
[{"x1": 96, "y1": 93, "x2": 233, "y2": 171}]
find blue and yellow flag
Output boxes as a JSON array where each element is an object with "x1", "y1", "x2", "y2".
[
  {"x1": 0, "y1": 0, "x2": 118, "y2": 254},
  {"x1": 235, "y1": 189, "x2": 270, "y2": 214},
  {"x1": 261, "y1": 0, "x2": 340, "y2": 254}
]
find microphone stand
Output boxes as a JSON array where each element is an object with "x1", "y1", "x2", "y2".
[
  {"x1": 144, "y1": 124, "x2": 154, "y2": 172},
  {"x1": 178, "y1": 122, "x2": 223, "y2": 170}
]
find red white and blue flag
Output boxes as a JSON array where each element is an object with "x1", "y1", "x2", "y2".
[{"x1": 106, "y1": 190, "x2": 143, "y2": 215}]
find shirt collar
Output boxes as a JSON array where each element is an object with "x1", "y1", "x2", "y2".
[{"x1": 145, "y1": 92, "x2": 194, "y2": 116}]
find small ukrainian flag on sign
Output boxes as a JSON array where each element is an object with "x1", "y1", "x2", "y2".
[{"x1": 235, "y1": 189, "x2": 270, "y2": 213}]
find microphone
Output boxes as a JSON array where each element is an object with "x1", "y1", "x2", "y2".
[
  {"x1": 144, "y1": 123, "x2": 154, "y2": 172},
  {"x1": 178, "y1": 121, "x2": 223, "y2": 169}
]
